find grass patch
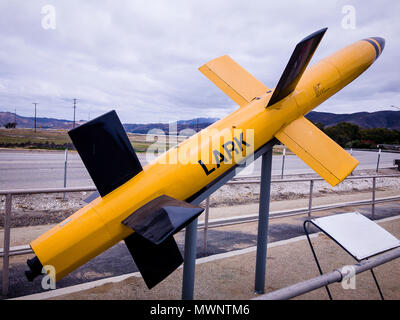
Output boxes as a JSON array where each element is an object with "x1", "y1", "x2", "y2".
[
  {"x1": 0, "y1": 128, "x2": 155, "y2": 152},
  {"x1": 0, "y1": 128, "x2": 294, "y2": 155}
]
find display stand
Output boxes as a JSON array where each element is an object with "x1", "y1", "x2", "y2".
[
  {"x1": 304, "y1": 211, "x2": 400, "y2": 300},
  {"x1": 182, "y1": 139, "x2": 277, "y2": 300}
]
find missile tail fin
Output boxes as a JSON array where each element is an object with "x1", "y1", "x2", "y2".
[
  {"x1": 199, "y1": 55, "x2": 270, "y2": 107},
  {"x1": 267, "y1": 28, "x2": 327, "y2": 107},
  {"x1": 275, "y1": 116, "x2": 358, "y2": 186},
  {"x1": 68, "y1": 110, "x2": 143, "y2": 197},
  {"x1": 122, "y1": 195, "x2": 204, "y2": 288},
  {"x1": 124, "y1": 233, "x2": 183, "y2": 289}
]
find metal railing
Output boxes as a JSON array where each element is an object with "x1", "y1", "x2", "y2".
[
  {"x1": 1, "y1": 174, "x2": 400, "y2": 296},
  {"x1": 253, "y1": 246, "x2": 400, "y2": 300},
  {"x1": 0, "y1": 186, "x2": 96, "y2": 296},
  {"x1": 199, "y1": 174, "x2": 400, "y2": 255}
]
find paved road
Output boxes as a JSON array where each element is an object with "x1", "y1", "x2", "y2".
[{"x1": 0, "y1": 149, "x2": 398, "y2": 189}]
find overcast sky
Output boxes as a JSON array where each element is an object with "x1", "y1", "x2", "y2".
[{"x1": 0, "y1": 1, "x2": 398, "y2": 123}]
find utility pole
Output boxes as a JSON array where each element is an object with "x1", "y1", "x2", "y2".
[
  {"x1": 73, "y1": 98, "x2": 77, "y2": 128},
  {"x1": 14, "y1": 108, "x2": 16, "y2": 125},
  {"x1": 33, "y1": 103, "x2": 38, "y2": 132}
]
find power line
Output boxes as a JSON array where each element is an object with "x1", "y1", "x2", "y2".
[
  {"x1": 32, "y1": 103, "x2": 38, "y2": 132},
  {"x1": 73, "y1": 98, "x2": 77, "y2": 128}
]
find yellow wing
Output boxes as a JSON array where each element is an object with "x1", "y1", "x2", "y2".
[
  {"x1": 275, "y1": 116, "x2": 358, "y2": 186},
  {"x1": 199, "y1": 55, "x2": 270, "y2": 107}
]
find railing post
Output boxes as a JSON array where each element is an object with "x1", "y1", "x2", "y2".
[
  {"x1": 350, "y1": 148, "x2": 354, "y2": 176},
  {"x1": 203, "y1": 197, "x2": 210, "y2": 256},
  {"x1": 2, "y1": 194, "x2": 12, "y2": 296},
  {"x1": 63, "y1": 149, "x2": 68, "y2": 200},
  {"x1": 308, "y1": 180, "x2": 314, "y2": 219},
  {"x1": 281, "y1": 146, "x2": 286, "y2": 179},
  {"x1": 372, "y1": 177, "x2": 376, "y2": 220},
  {"x1": 376, "y1": 148, "x2": 381, "y2": 173}
]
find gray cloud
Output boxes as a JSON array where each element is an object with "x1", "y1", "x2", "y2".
[{"x1": 0, "y1": 0, "x2": 398, "y2": 123}]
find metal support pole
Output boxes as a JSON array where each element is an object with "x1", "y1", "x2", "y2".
[
  {"x1": 63, "y1": 149, "x2": 68, "y2": 201},
  {"x1": 2, "y1": 194, "x2": 12, "y2": 296},
  {"x1": 73, "y1": 99, "x2": 77, "y2": 129},
  {"x1": 203, "y1": 197, "x2": 210, "y2": 256},
  {"x1": 308, "y1": 180, "x2": 314, "y2": 219},
  {"x1": 376, "y1": 148, "x2": 381, "y2": 173},
  {"x1": 372, "y1": 177, "x2": 376, "y2": 220},
  {"x1": 182, "y1": 218, "x2": 198, "y2": 300},
  {"x1": 281, "y1": 146, "x2": 286, "y2": 179},
  {"x1": 33, "y1": 103, "x2": 38, "y2": 133},
  {"x1": 254, "y1": 149, "x2": 273, "y2": 294}
]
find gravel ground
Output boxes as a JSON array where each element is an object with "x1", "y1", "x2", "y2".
[{"x1": 1, "y1": 168, "x2": 399, "y2": 228}]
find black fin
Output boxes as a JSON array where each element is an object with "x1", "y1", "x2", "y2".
[
  {"x1": 124, "y1": 233, "x2": 183, "y2": 289},
  {"x1": 267, "y1": 28, "x2": 327, "y2": 107},
  {"x1": 122, "y1": 195, "x2": 204, "y2": 245},
  {"x1": 68, "y1": 110, "x2": 142, "y2": 197}
]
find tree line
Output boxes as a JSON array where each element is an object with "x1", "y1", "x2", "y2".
[{"x1": 314, "y1": 122, "x2": 400, "y2": 149}]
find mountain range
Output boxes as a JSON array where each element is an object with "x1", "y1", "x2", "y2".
[
  {"x1": 306, "y1": 110, "x2": 400, "y2": 131},
  {"x1": 1, "y1": 110, "x2": 399, "y2": 132}
]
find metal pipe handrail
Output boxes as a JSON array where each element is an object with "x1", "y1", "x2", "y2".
[
  {"x1": 1, "y1": 173, "x2": 399, "y2": 195},
  {"x1": 253, "y1": 247, "x2": 400, "y2": 300},
  {"x1": 196, "y1": 196, "x2": 400, "y2": 229},
  {"x1": 0, "y1": 186, "x2": 96, "y2": 196},
  {"x1": 231, "y1": 174, "x2": 400, "y2": 184}
]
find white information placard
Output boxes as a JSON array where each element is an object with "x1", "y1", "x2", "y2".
[{"x1": 312, "y1": 212, "x2": 400, "y2": 260}]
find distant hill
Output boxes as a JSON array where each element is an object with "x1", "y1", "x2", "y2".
[
  {"x1": 1, "y1": 110, "x2": 399, "y2": 132},
  {"x1": 123, "y1": 117, "x2": 219, "y2": 134},
  {"x1": 0, "y1": 112, "x2": 84, "y2": 129},
  {"x1": 306, "y1": 110, "x2": 400, "y2": 131}
]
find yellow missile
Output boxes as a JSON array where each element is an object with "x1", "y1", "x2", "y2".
[{"x1": 26, "y1": 28, "x2": 385, "y2": 289}]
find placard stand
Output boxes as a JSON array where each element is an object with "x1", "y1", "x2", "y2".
[{"x1": 304, "y1": 212, "x2": 400, "y2": 300}]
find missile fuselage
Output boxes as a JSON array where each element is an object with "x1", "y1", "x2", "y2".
[{"x1": 30, "y1": 38, "x2": 383, "y2": 281}]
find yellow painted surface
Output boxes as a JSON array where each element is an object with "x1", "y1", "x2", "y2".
[
  {"x1": 30, "y1": 38, "x2": 381, "y2": 281},
  {"x1": 275, "y1": 116, "x2": 359, "y2": 186},
  {"x1": 199, "y1": 55, "x2": 270, "y2": 107}
]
